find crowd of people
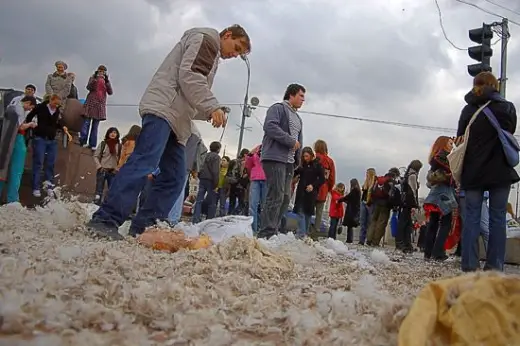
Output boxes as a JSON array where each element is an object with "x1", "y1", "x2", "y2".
[
  {"x1": 0, "y1": 24, "x2": 518, "y2": 274},
  {"x1": 0, "y1": 61, "x2": 114, "y2": 200}
]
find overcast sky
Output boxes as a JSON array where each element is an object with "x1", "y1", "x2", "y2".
[{"x1": 1, "y1": 0, "x2": 520, "y2": 197}]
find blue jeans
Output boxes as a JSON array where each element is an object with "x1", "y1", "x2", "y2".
[
  {"x1": 31, "y1": 136, "x2": 58, "y2": 190},
  {"x1": 95, "y1": 169, "x2": 116, "y2": 204},
  {"x1": 137, "y1": 176, "x2": 155, "y2": 210},
  {"x1": 80, "y1": 118, "x2": 100, "y2": 148},
  {"x1": 459, "y1": 196, "x2": 489, "y2": 253},
  {"x1": 92, "y1": 115, "x2": 186, "y2": 235},
  {"x1": 218, "y1": 187, "x2": 227, "y2": 217},
  {"x1": 0, "y1": 134, "x2": 27, "y2": 202},
  {"x1": 328, "y1": 217, "x2": 340, "y2": 239},
  {"x1": 359, "y1": 202, "x2": 372, "y2": 243},
  {"x1": 461, "y1": 186, "x2": 510, "y2": 272},
  {"x1": 249, "y1": 180, "x2": 267, "y2": 233},
  {"x1": 298, "y1": 213, "x2": 312, "y2": 237},
  {"x1": 192, "y1": 179, "x2": 217, "y2": 223},
  {"x1": 168, "y1": 173, "x2": 189, "y2": 224}
]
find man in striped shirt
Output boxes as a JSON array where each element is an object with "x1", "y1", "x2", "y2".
[{"x1": 259, "y1": 84, "x2": 305, "y2": 238}]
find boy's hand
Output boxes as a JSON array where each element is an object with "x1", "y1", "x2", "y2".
[{"x1": 147, "y1": 174, "x2": 154, "y2": 180}]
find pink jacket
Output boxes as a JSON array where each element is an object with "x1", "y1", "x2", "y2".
[{"x1": 245, "y1": 153, "x2": 266, "y2": 181}]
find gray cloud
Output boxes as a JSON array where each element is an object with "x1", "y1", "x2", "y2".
[{"x1": 1, "y1": 0, "x2": 520, "y2": 197}]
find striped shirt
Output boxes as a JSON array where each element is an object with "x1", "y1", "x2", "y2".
[{"x1": 286, "y1": 102, "x2": 302, "y2": 163}]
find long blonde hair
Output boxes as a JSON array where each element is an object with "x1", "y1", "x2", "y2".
[{"x1": 362, "y1": 168, "x2": 376, "y2": 190}]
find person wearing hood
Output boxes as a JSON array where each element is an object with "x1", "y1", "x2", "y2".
[
  {"x1": 45, "y1": 61, "x2": 73, "y2": 102},
  {"x1": 258, "y1": 83, "x2": 305, "y2": 239},
  {"x1": 396, "y1": 159, "x2": 423, "y2": 253},
  {"x1": 313, "y1": 139, "x2": 335, "y2": 234},
  {"x1": 93, "y1": 127, "x2": 121, "y2": 205},
  {"x1": 87, "y1": 25, "x2": 250, "y2": 240},
  {"x1": 67, "y1": 73, "x2": 79, "y2": 100},
  {"x1": 457, "y1": 72, "x2": 519, "y2": 272},
  {"x1": 366, "y1": 167, "x2": 400, "y2": 246},
  {"x1": 0, "y1": 97, "x2": 37, "y2": 203},
  {"x1": 80, "y1": 65, "x2": 113, "y2": 150}
]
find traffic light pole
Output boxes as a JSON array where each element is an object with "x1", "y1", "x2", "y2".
[{"x1": 499, "y1": 18, "x2": 509, "y2": 97}]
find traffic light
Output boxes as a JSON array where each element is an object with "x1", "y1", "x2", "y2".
[{"x1": 467, "y1": 23, "x2": 493, "y2": 77}]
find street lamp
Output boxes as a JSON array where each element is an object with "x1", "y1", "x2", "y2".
[{"x1": 236, "y1": 54, "x2": 259, "y2": 158}]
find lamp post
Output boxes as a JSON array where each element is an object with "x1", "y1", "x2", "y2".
[{"x1": 237, "y1": 54, "x2": 254, "y2": 158}]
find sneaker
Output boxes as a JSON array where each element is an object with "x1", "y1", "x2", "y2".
[
  {"x1": 32, "y1": 190, "x2": 41, "y2": 197},
  {"x1": 86, "y1": 219, "x2": 123, "y2": 241}
]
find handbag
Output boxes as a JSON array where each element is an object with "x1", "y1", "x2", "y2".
[
  {"x1": 448, "y1": 101, "x2": 491, "y2": 185},
  {"x1": 481, "y1": 107, "x2": 520, "y2": 167}
]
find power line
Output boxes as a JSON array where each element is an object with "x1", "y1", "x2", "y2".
[
  {"x1": 453, "y1": 0, "x2": 520, "y2": 26},
  {"x1": 480, "y1": 0, "x2": 520, "y2": 17},
  {"x1": 434, "y1": 0, "x2": 467, "y2": 50}
]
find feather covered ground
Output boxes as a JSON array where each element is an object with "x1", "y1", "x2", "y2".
[{"x1": 0, "y1": 200, "x2": 507, "y2": 346}]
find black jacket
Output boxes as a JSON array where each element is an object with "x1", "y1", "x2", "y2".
[
  {"x1": 293, "y1": 159, "x2": 325, "y2": 215},
  {"x1": 26, "y1": 102, "x2": 65, "y2": 140},
  {"x1": 341, "y1": 188, "x2": 361, "y2": 227},
  {"x1": 198, "y1": 151, "x2": 220, "y2": 189},
  {"x1": 457, "y1": 88, "x2": 520, "y2": 190}
]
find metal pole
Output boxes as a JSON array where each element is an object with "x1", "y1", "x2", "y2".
[
  {"x1": 515, "y1": 183, "x2": 520, "y2": 219},
  {"x1": 237, "y1": 55, "x2": 251, "y2": 158},
  {"x1": 499, "y1": 18, "x2": 508, "y2": 97}
]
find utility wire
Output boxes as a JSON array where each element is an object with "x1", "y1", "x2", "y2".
[
  {"x1": 454, "y1": 0, "x2": 520, "y2": 26},
  {"x1": 434, "y1": 0, "x2": 467, "y2": 50},
  {"x1": 105, "y1": 101, "x2": 520, "y2": 140},
  {"x1": 480, "y1": 0, "x2": 520, "y2": 17}
]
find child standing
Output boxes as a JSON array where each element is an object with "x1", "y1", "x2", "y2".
[
  {"x1": 293, "y1": 147, "x2": 325, "y2": 238},
  {"x1": 328, "y1": 183, "x2": 345, "y2": 239},
  {"x1": 192, "y1": 141, "x2": 221, "y2": 223},
  {"x1": 93, "y1": 127, "x2": 121, "y2": 205}
]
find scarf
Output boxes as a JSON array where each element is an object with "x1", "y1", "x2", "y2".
[
  {"x1": 96, "y1": 77, "x2": 106, "y2": 99},
  {"x1": 106, "y1": 138, "x2": 118, "y2": 155}
]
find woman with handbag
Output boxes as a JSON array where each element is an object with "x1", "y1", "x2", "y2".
[{"x1": 454, "y1": 72, "x2": 519, "y2": 272}]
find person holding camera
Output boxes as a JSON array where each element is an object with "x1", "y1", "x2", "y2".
[{"x1": 80, "y1": 65, "x2": 113, "y2": 150}]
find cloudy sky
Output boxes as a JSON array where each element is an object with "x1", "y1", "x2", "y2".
[{"x1": 1, "y1": 0, "x2": 520, "y2": 197}]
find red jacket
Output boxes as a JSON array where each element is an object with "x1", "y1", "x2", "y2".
[
  {"x1": 315, "y1": 153, "x2": 335, "y2": 202},
  {"x1": 329, "y1": 190, "x2": 345, "y2": 219}
]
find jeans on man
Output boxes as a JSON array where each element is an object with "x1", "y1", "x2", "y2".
[
  {"x1": 168, "y1": 173, "x2": 189, "y2": 224},
  {"x1": 31, "y1": 136, "x2": 58, "y2": 190},
  {"x1": 258, "y1": 161, "x2": 294, "y2": 239},
  {"x1": 249, "y1": 180, "x2": 267, "y2": 233},
  {"x1": 95, "y1": 169, "x2": 116, "y2": 205},
  {"x1": 358, "y1": 201, "x2": 372, "y2": 244},
  {"x1": 80, "y1": 118, "x2": 100, "y2": 148},
  {"x1": 91, "y1": 115, "x2": 186, "y2": 235},
  {"x1": 314, "y1": 201, "x2": 326, "y2": 232},
  {"x1": 461, "y1": 186, "x2": 510, "y2": 272},
  {"x1": 192, "y1": 178, "x2": 217, "y2": 223},
  {"x1": 0, "y1": 134, "x2": 27, "y2": 203},
  {"x1": 366, "y1": 204, "x2": 390, "y2": 246}
]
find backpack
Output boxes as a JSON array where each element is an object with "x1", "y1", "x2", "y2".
[
  {"x1": 371, "y1": 176, "x2": 393, "y2": 200},
  {"x1": 98, "y1": 141, "x2": 122, "y2": 162}
]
